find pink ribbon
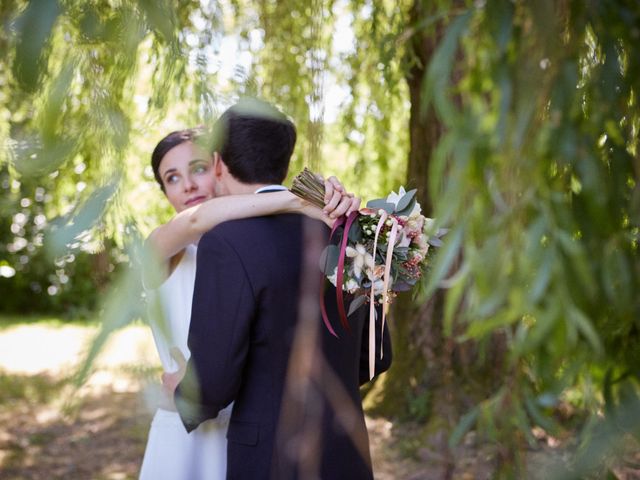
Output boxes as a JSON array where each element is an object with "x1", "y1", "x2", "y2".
[
  {"x1": 367, "y1": 212, "x2": 388, "y2": 380},
  {"x1": 379, "y1": 218, "x2": 399, "y2": 362},
  {"x1": 320, "y1": 210, "x2": 398, "y2": 380}
]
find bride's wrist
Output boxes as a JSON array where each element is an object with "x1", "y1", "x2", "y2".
[{"x1": 286, "y1": 191, "x2": 307, "y2": 214}]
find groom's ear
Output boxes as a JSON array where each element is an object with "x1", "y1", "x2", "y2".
[{"x1": 212, "y1": 152, "x2": 225, "y2": 179}]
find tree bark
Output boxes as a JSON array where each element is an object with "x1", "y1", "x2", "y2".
[
  {"x1": 372, "y1": 5, "x2": 464, "y2": 477},
  {"x1": 373, "y1": 0, "x2": 447, "y2": 415}
]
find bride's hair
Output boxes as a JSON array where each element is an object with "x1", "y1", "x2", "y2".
[{"x1": 151, "y1": 127, "x2": 205, "y2": 191}]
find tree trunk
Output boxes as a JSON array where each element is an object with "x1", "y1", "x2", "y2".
[
  {"x1": 373, "y1": 0, "x2": 448, "y2": 416},
  {"x1": 372, "y1": 3, "x2": 465, "y2": 477},
  {"x1": 371, "y1": 6, "x2": 509, "y2": 477}
]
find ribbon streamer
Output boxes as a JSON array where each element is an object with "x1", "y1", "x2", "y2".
[
  {"x1": 368, "y1": 211, "x2": 388, "y2": 380},
  {"x1": 380, "y1": 218, "x2": 399, "y2": 361},
  {"x1": 334, "y1": 211, "x2": 359, "y2": 332},
  {"x1": 320, "y1": 215, "x2": 346, "y2": 337}
]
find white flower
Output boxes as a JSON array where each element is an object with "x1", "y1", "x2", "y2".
[
  {"x1": 397, "y1": 231, "x2": 412, "y2": 248},
  {"x1": 345, "y1": 278, "x2": 360, "y2": 293},
  {"x1": 371, "y1": 278, "x2": 386, "y2": 295},
  {"x1": 346, "y1": 243, "x2": 375, "y2": 279},
  {"x1": 327, "y1": 267, "x2": 338, "y2": 287},
  {"x1": 424, "y1": 217, "x2": 435, "y2": 231},
  {"x1": 408, "y1": 201, "x2": 422, "y2": 219}
]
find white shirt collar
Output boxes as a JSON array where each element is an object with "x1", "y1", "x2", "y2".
[{"x1": 254, "y1": 185, "x2": 288, "y2": 194}]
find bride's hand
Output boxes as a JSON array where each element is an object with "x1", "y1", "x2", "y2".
[
  {"x1": 160, "y1": 347, "x2": 187, "y2": 410},
  {"x1": 322, "y1": 176, "x2": 361, "y2": 219}
]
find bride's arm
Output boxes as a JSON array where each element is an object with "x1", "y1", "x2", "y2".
[
  {"x1": 149, "y1": 191, "x2": 301, "y2": 260},
  {"x1": 148, "y1": 180, "x2": 360, "y2": 261}
]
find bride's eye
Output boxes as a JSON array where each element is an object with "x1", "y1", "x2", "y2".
[
  {"x1": 166, "y1": 174, "x2": 179, "y2": 184},
  {"x1": 192, "y1": 163, "x2": 209, "y2": 174}
]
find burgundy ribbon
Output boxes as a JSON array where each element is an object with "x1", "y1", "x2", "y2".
[
  {"x1": 320, "y1": 211, "x2": 359, "y2": 336},
  {"x1": 320, "y1": 215, "x2": 345, "y2": 337},
  {"x1": 335, "y1": 211, "x2": 359, "y2": 333}
]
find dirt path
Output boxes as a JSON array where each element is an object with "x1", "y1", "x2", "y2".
[
  {"x1": 0, "y1": 324, "x2": 424, "y2": 480},
  {"x1": 9, "y1": 324, "x2": 636, "y2": 480}
]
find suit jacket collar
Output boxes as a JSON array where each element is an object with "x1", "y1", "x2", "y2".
[{"x1": 254, "y1": 185, "x2": 287, "y2": 194}]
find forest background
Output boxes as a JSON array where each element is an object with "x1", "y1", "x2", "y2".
[{"x1": 1, "y1": 0, "x2": 639, "y2": 478}]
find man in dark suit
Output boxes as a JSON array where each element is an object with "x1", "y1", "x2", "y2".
[{"x1": 175, "y1": 99, "x2": 392, "y2": 479}]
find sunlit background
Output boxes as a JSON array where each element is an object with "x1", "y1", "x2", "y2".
[{"x1": 1, "y1": 0, "x2": 639, "y2": 478}]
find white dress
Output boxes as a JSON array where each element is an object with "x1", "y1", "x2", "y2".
[{"x1": 140, "y1": 243, "x2": 233, "y2": 480}]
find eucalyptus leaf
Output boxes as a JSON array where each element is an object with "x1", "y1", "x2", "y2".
[
  {"x1": 319, "y1": 245, "x2": 340, "y2": 276},
  {"x1": 395, "y1": 189, "x2": 417, "y2": 213},
  {"x1": 347, "y1": 295, "x2": 367, "y2": 316},
  {"x1": 365, "y1": 198, "x2": 395, "y2": 213},
  {"x1": 392, "y1": 280, "x2": 413, "y2": 292},
  {"x1": 347, "y1": 219, "x2": 363, "y2": 243},
  {"x1": 395, "y1": 197, "x2": 417, "y2": 217}
]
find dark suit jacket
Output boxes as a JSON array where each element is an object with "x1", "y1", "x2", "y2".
[{"x1": 176, "y1": 213, "x2": 392, "y2": 479}]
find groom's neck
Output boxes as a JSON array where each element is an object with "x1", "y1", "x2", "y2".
[{"x1": 225, "y1": 178, "x2": 270, "y2": 195}]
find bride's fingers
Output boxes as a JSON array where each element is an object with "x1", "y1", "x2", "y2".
[
  {"x1": 326, "y1": 176, "x2": 345, "y2": 193},
  {"x1": 346, "y1": 197, "x2": 362, "y2": 216},
  {"x1": 324, "y1": 178, "x2": 335, "y2": 204},
  {"x1": 330, "y1": 195, "x2": 355, "y2": 218},
  {"x1": 324, "y1": 188, "x2": 342, "y2": 213}
]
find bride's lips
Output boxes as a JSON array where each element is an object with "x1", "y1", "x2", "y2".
[{"x1": 185, "y1": 195, "x2": 207, "y2": 207}]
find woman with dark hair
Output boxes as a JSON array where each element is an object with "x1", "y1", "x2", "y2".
[{"x1": 139, "y1": 127, "x2": 358, "y2": 479}]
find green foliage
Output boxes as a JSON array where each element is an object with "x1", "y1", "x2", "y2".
[
  {"x1": 424, "y1": 0, "x2": 640, "y2": 473},
  {"x1": 1, "y1": 0, "x2": 410, "y2": 315},
  {"x1": 1, "y1": 0, "x2": 639, "y2": 476}
]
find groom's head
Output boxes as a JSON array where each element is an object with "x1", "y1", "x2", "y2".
[{"x1": 211, "y1": 99, "x2": 296, "y2": 195}]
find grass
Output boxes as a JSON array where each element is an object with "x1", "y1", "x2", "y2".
[
  {"x1": 0, "y1": 371, "x2": 70, "y2": 404},
  {"x1": 0, "y1": 316, "x2": 157, "y2": 478},
  {"x1": 0, "y1": 313, "x2": 99, "y2": 330}
]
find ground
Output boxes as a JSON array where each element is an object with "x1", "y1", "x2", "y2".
[
  {"x1": 1, "y1": 322, "x2": 639, "y2": 480},
  {"x1": 0, "y1": 322, "x2": 428, "y2": 480}
]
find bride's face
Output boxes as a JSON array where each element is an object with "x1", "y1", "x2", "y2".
[{"x1": 158, "y1": 141, "x2": 216, "y2": 213}]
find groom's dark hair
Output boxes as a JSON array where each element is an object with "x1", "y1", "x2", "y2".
[{"x1": 212, "y1": 99, "x2": 296, "y2": 184}]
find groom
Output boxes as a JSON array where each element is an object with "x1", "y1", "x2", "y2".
[{"x1": 175, "y1": 99, "x2": 392, "y2": 479}]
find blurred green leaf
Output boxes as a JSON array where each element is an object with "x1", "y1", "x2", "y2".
[
  {"x1": 12, "y1": 0, "x2": 61, "y2": 91},
  {"x1": 422, "y1": 10, "x2": 471, "y2": 125},
  {"x1": 45, "y1": 178, "x2": 119, "y2": 257},
  {"x1": 449, "y1": 406, "x2": 479, "y2": 448},
  {"x1": 524, "y1": 393, "x2": 561, "y2": 436},
  {"x1": 443, "y1": 261, "x2": 468, "y2": 336},
  {"x1": 567, "y1": 306, "x2": 603, "y2": 356},
  {"x1": 422, "y1": 224, "x2": 463, "y2": 298}
]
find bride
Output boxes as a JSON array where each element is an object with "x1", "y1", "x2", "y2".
[{"x1": 138, "y1": 127, "x2": 359, "y2": 479}]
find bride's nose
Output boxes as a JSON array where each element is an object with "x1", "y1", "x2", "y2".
[{"x1": 183, "y1": 175, "x2": 198, "y2": 192}]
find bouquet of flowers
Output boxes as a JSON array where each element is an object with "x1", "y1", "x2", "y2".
[{"x1": 291, "y1": 169, "x2": 446, "y2": 378}]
